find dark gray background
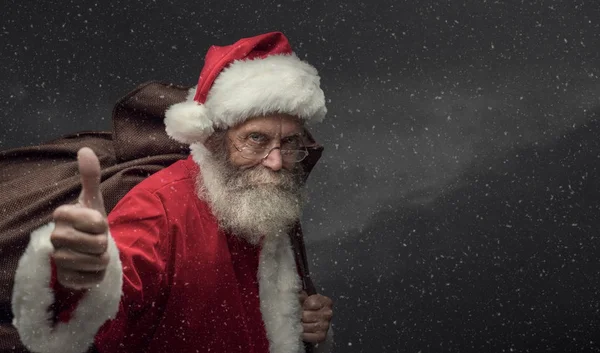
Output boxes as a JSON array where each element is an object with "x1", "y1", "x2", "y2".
[{"x1": 2, "y1": 0, "x2": 600, "y2": 352}]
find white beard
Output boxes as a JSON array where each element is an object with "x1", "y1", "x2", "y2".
[{"x1": 190, "y1": 143, "x2": 305, "y2": 245}]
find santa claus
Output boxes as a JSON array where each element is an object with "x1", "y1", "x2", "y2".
[{"x1": 11, "y1": 31, "x2": 334, "y2": 353}]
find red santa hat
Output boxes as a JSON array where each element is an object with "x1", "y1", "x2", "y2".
[{"x1": 164, "y1": 31, "x2": 327, "y2": 144}]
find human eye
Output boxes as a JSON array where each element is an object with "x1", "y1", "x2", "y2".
[
  {"x1": 281, "y1": 134, "x2": 302, "y2": 149},
  {"x1": 245, "y1": 132, "x2": 269, "y2": 146}
]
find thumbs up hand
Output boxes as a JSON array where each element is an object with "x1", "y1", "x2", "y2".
[{"x1": 50, "y1": 147, "x2": 110, "y2": 289}]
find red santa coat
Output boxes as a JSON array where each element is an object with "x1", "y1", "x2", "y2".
[{"x1": 11, "y1": 155, "x2": 332, "y2": 353}]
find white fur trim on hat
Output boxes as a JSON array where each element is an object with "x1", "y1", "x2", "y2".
[
  {"x1": 164, "y1": 53, "x2": 327, "y2": 144},
  {"x1": 164, "y1": 96, "x2": 215, "y2": 144},
  {"x1": 206, "y1": 53, "x2": 327, "y2": 127},
  {"x1": 11, "y1": 222, "x2": 123, "y2": 353}
]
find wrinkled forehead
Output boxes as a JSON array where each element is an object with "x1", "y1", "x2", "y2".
[{"x1": 230, "y1": 114, "x2": 305, "y2": 138}]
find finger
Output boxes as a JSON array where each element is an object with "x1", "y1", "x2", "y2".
[
  {"x1": 56, "y1": 268, "x2": 107, "y2": 290},
  {"x1": 302, "y1": 310, "x2": 320, "y2": 323},
  {"x1": 53, "y1": 205, "x2": 108, "y2": 235},
  {"x1": 52, "y1": 249, "x2": 110, "y2": 272},
  {"x1": 298, "y1": 290, "x2": 308, "y2": 304},
  {"x1": 77, "y1": 147, "x2": 106, "y2": 215},
  {"x1": 302, "y1": 321, "x2": 329, "y2": 334},
  {"x1": 51, "y1": 222, "x2": 108, "y2": 254},
  {"x1": 302, "y1": 332, "x2": 327, "y2": 344},
  {"x1": 320, "y1": 308, "x2": 333, "y2": 321},
  {"x1": 302, "y1": 307, "x2": 334, "y2": 322},
  {"x1": 303, "y1": 294, "x2": 330, "y2": 311}
]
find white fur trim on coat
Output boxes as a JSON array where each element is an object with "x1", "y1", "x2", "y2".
[
  {"x1": 164, "y1": 53, "x2": 327, "y2": 144},
  {"x1": 257, "y1": 231, "x2": 334, "y2": 353},
  {"x1": 11, "y1": 222, "x2": 123, "y2": 353},
  {"x1": 258, "y1": 232, "x2": 304, "y2": 353}
]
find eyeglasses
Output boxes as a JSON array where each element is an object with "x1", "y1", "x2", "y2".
[{"x1": 228, "y1": 133, "x2": 309, "y2": 163}]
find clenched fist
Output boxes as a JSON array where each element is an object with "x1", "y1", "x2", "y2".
[
  {"x1": 299, "y1": 291, "x2": 333, "y2": 343},
  {"x1": 50, "y1": 147, "x2": 110, "y2": 289}
]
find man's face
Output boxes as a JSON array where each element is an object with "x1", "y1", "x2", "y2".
[
  {"x1": 197, "y1": 113, "x2": 307, "y2": 243},
  {"x1": 225, "y1": 113, "x2": 306, "y2": 172}
]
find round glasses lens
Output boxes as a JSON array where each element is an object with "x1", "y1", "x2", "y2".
[
  {"x1": 281, "y1": 150, "x2": 307, "y2": 162},
  {"x1": 240, "y1": 147, "x2": 266, "y2": 160},
  {"x1": 240, "y1": 148, "x2": 308, "y2": 162}
]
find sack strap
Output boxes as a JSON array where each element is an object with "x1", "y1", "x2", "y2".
[{"x1": 289, "y1": 222, "x2": 317, "y2": 353}]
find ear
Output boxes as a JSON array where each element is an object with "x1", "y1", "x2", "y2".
[{"x1": 203, "y1": 129, "x2": 228, "y2": 155}]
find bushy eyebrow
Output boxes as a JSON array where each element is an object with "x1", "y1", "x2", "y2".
[{"x1": 240, "y1": 129, "x2": 303, "y2": 139}]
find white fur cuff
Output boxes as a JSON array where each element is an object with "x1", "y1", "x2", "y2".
[{"x1": 11, "y1": 222, "x2": 123, "y2": 353}]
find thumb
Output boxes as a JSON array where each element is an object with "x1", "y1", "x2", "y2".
[
  {"x1": 77, "y1": 147, "x2": 106, "y2": 216},
  {"x1": 298, "y1": 290, "x2": 308, "y2": 305}
]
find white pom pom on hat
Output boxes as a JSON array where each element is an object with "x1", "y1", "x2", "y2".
[{"x1": 164, "y1": 31, "x2": 327, "y2": 144}]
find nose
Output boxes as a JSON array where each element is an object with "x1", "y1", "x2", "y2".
[{"x1": 261, "y1": 148, "x2": 283, "y2": 171}]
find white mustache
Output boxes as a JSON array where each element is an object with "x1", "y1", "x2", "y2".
[{"x1": 228, "y1": 167, "x2": 297, "y2": 190}]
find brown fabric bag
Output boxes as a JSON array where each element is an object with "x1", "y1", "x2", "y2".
[{"x1": 0, "y1": 81, "x2": 322, "y2": 352}]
